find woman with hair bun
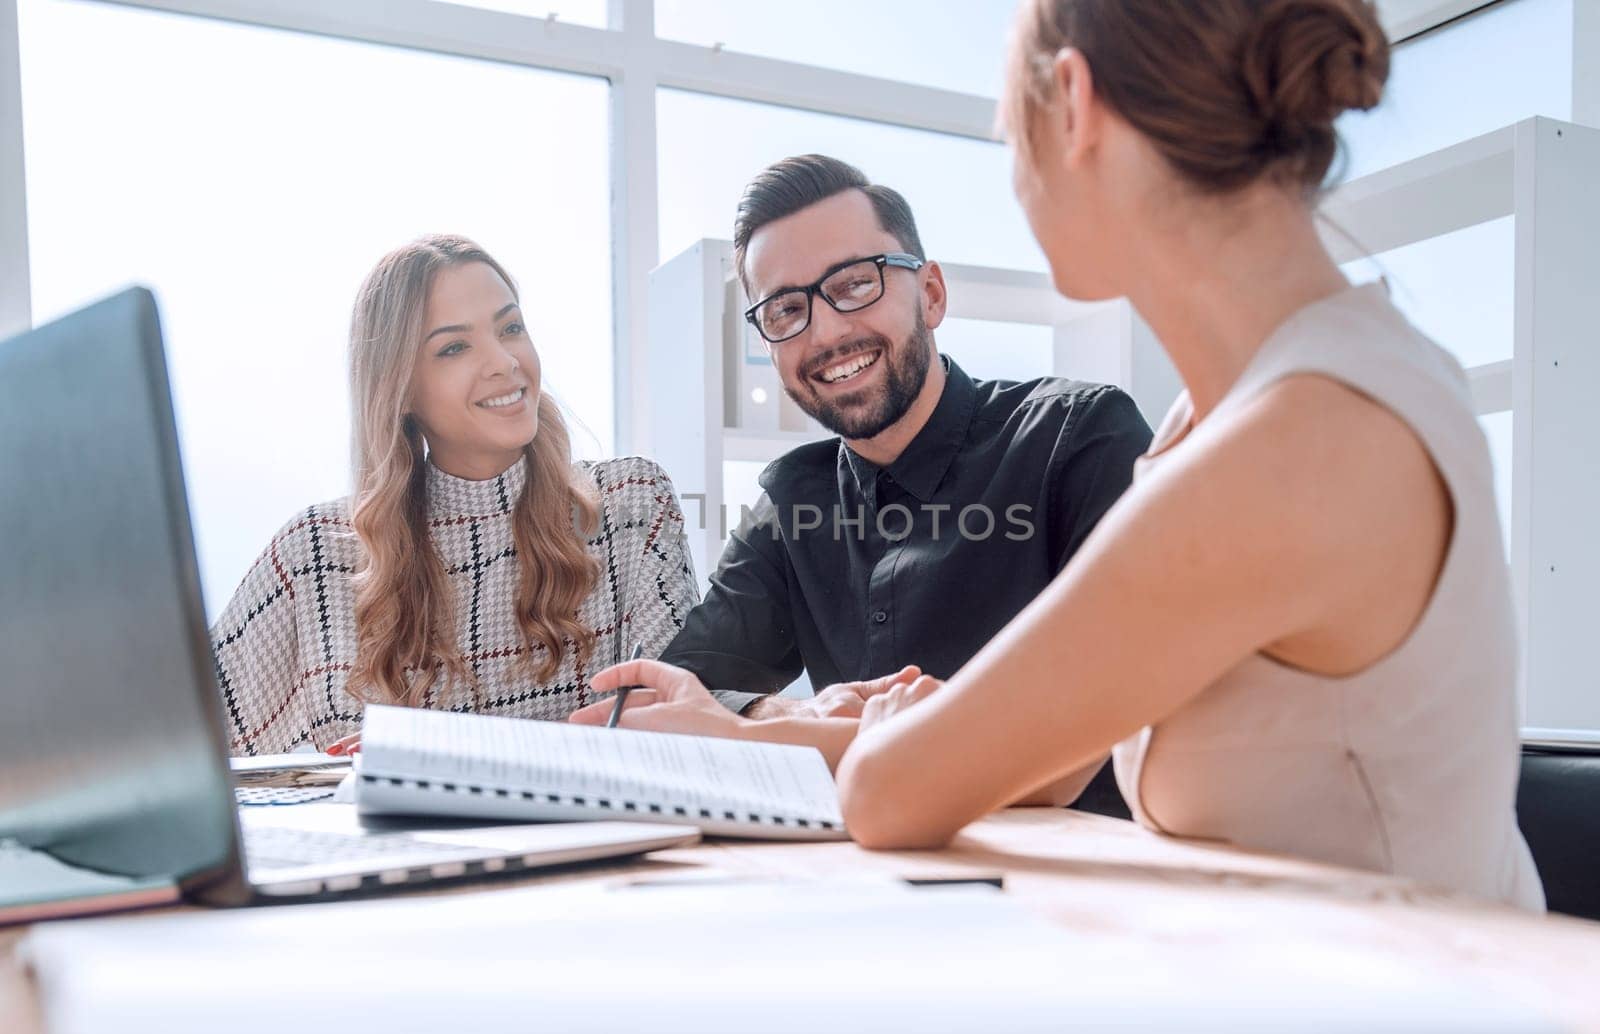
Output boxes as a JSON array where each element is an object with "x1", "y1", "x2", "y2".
[
  {"x1": 837, "y1": 0, "x2": 1542, "y2": 908},
  {"x1": 209, "y1": 235, "x2": 698, "y2": 755}
]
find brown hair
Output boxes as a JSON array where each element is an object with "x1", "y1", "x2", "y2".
[
  {"x1": 346, "y1": 235, "x2": 600, "y2": 705},
  {"x1": 733, "y1": 154, "x2": 924, "y2": 288},
  {"x1": 1005, "y1": 0, "x2": 1390, "y2": 195}
]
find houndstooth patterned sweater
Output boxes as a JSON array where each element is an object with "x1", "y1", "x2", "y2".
[{"x1": 210, "y1": 455, "x2": 698, "y2": 755}]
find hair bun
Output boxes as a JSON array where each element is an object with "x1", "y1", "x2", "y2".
[{"x1": 1242, "y1": 0, "x2": 1389, "y2": 146}]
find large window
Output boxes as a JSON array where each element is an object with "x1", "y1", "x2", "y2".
[
  {"x1": 441, "y1": 0, "x2": 606, "y2": 26},
  {"x1": 654, "y1": 0, "x2": 1019, "y2": 99},
  {"x1": 1337, "y1": 0, "x2": 1572, "y2": 181},
  {"x1": 18, "y1": 0, "x2": 613, "y2": 617},
  {"x1": 656, "y1": 89, "x2": 1045, "y2": 274},
  {"x1": 1340, "y1": 218, "x2": 1515, "y2": 370}
]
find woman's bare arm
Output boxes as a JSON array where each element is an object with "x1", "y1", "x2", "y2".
[{"x1": 837, "y1": 376, "x2": 1452, "y2": 848}]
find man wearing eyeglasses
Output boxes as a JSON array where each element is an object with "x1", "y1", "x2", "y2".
[{"x1": 571, "y1": 154, "x2": 1151, "y2": 806}]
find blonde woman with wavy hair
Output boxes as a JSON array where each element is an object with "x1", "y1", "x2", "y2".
[{"x1": 210, "y1": 234, "x2": 698, "y2": 754}]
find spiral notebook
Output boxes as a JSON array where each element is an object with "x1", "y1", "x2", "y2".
[{"x1": 355, "y1": 705, "x2": 848, "y2": 841}]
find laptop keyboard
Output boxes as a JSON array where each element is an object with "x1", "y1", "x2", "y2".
[{"x1": 241, "y1": 825, "x2": 479, "y2": 872}]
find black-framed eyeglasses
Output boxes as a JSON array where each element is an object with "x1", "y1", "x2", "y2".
[{"x1": 744, "y1": 252, "x2": 925, "y2": 345}]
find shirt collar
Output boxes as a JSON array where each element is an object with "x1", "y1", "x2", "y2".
[
  {"x1": 840, "y1": 355, "x2": 976, "y2": 503},
  {"x1": 425, "y1": 455, "x2": 527, "y2": 519}
]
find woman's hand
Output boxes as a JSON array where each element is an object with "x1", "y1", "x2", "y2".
[
  {"x1": 803, "y1": 665, "x2": 923, "y2": 718},
  {"x1": 327, "y1": 732, "x2": 362, "y2": 755},
  {"x1": 856, "y1": 674, "x2": 943, "y2": 735},
  {"x1": 568, "y1": 659, "x2": 744, "y2": 740}
]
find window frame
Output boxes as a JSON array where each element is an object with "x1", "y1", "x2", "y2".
[
  {"x1": 0, "y1": 0, "x2": 998, "y2": 453},
  {"x1": 0, "y1": 0, "x2": 1565, "y2": 450}
]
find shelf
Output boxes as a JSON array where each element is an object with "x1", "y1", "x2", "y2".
[
  {"x1": 1319, "y1": 123, "x2": 1515, "y2": 263},
  {"x1": 1467, "y1": 359, "x2": 1512, "y2": 415},
  {"x1": 938, "y1": 261, "x2": 1114, "y2": 326},
  {"x1": 722, "y1": 427, "x2": 830, "y2": 462}
]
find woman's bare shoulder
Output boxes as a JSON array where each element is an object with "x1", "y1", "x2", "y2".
[{"x1": 1156, "y1": 373, "x2": 1450, "y2": 663}]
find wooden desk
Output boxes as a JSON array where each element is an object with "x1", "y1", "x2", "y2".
[{"x1": 4, "y1": 808, "x2": 1598, "y2": 1031}]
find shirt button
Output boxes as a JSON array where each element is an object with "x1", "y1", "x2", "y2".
[{"x1": 872, "y1": 610, "x2": 888, "y2": 624}]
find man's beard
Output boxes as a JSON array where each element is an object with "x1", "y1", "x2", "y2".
[{"x1": 785, "y1": 308, "x2": 933, "y2": 440}]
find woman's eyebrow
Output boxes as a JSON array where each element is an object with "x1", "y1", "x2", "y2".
[
  {"x1": 425, "y1": 322, "x2": 469, "y2": 343},
  {"x1": 425, "y1": 303, "x2": 518, "y2": 342}
]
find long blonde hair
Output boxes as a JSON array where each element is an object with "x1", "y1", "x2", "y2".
[{"x1": 346, "y1": 234, "x2": 601, "y2": 705}]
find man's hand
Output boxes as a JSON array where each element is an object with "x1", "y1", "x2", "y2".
[
  {"x1": 856, "y1": 673, "x2": 943, "y2": 734},
  {"x1": 569, "y1": 659, "x2": 745, "y2": 739},
  {"x1": 798, "y1": 665, "x2": 923, "y2": 719}
]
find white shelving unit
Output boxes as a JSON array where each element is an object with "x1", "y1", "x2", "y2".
[
  {"x1": 646, "y1": 239, "x2": 1181, "y2": 596},
  {"x1": 1320, "y1": 115, "x2": 1600, "y2": 744}
]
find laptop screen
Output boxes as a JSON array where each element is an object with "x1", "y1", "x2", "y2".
[{"x1": 0, "y1": 288, "x2": 241, "y2": 889}]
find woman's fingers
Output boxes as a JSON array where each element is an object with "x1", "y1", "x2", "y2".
[
  {"x1": 859, "y1": 676, "x2": 943, "y2": 732},
  {"x1": 856, "y1": 665, "x2": 922, "y2": 698},
  {"x1": 328, "y1": 732, "x2": 362, "y2": 755},
  {"x1": 860, "y1": 692, "x2": 893, "y2": 727}
]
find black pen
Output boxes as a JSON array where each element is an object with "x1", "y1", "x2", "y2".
[{"x1": 605, "y1": 643, "x2": 645, "y2": 728}]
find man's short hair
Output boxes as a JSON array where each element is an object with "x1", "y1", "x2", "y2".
[{"x1": 732, "y1": 154, "x2": 925, "y2": 289}]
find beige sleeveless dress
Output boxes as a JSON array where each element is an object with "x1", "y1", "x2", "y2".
[{"x1": 1112, "y1": 282, "x2": 1544, "y2": 910}]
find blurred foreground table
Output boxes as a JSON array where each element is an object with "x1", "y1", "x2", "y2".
[{"x1": 3, "y1": 808, "x2": 1598, "y2": 1031}]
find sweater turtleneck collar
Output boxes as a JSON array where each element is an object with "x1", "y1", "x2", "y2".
[{"x1": 424, "y1": 455, "x2": 528, "y2": 519}]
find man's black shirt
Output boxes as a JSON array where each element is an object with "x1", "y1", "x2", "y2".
[{"x1": 660, "y1": 357, "x2": 1154, "y2": 711}]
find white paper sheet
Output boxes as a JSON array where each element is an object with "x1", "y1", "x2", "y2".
[{"x1": 359, "y1": 704, "x2": 843, "y2": 835}]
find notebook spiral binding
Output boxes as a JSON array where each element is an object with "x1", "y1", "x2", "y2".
[{"x1": 360, "y1": 773, "x2": 839, "y2": 832}]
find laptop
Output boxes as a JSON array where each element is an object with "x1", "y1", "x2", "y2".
[{"x1": 0, "y1": 288, "x2": 698, "y2": 925}]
